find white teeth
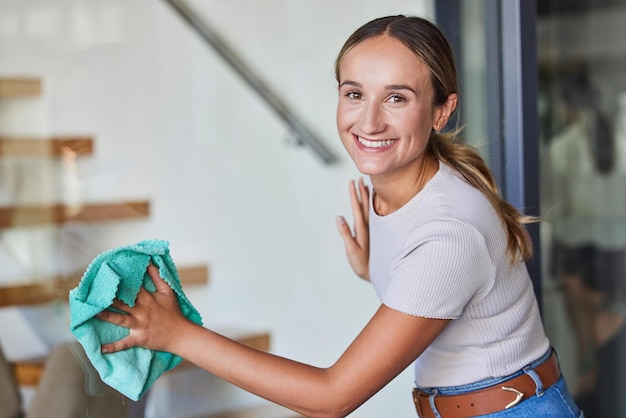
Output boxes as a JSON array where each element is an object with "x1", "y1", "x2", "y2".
[{"x1": 357, "y1": 137, "x2": 396, "y2": 148}]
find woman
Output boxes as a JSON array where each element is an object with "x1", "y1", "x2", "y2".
[
  {"x1": 546, "y1": 71, "x2": 626, "y2": 414},
  {"x1": 98, "y1": 16, "x2": 583, "y2": 417}
]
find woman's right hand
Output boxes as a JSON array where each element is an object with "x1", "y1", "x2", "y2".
[
  {"x1": 97, "y1": 263, "x2": 190, "y2": 354},
  {"x1": 337, "y1": 178, "x2": 370, "y2": 281}
]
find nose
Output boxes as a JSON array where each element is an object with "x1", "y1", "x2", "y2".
[{"x1": 359, "y1": 102, "x2": 386, "y2": 134}]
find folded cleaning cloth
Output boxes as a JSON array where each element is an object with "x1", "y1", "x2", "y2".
[{"x1": 69, "y1": 239, "x2": 202, "y2": 401}]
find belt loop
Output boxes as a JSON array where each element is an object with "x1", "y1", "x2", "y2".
[
  {"x1": 523, "y1": 366, "x2": 544, "y2": 397},
  {"x1": 428, "y1": 389, "x2": 441, "y2": 418}
]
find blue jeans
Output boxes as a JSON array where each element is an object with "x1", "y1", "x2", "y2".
[{"x1": 415, "y1": 349, "x2": 584, "y2": 417}]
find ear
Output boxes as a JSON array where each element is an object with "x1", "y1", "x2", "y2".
[{"x1": 433, "y1": 93, "x2": 458, "y2": 131}]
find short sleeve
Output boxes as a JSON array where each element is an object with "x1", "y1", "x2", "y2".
[{"x1": 381, "y1": 220, "x2": 496, "y2": 319}]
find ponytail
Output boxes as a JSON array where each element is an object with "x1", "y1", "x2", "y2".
[{"x1": 430, "y1": 132, "x2": 537, "y2": 262}]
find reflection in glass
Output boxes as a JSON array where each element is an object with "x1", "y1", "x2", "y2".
[{"x1": 538, "y1": 2, "x2": 626, "y2": 417}]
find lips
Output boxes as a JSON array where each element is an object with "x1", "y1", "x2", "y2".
[{"x1": 356, "y1": 135, "x2": 397, "y2": 149}]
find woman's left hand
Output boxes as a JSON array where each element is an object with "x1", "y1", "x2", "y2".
[{"x1": 337, "y1": 178, "x2": 370, "y2": 281}]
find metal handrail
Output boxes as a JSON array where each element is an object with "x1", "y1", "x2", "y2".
[{"x1": 164, "y1": 0, "x2": 337, "y2": 165}]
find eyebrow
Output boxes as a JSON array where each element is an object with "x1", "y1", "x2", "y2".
[
  {"x1": 386, "y1": 84, "x2": 418, "y2": 95},
  {"x1": 339, "y1": 80, "x2": 418, "y2": 95}
]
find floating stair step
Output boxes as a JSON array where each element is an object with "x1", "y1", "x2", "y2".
[
  {"x1": 0, "y1": 77, "x2": 42, "y2": 98},
  {"x1": 0, "y1": 264, "x2": 209, "y2": 308},
  {"x1": 11, "y1": 328, "x2": 268, "y2": 388},
  {"x1": 0, "y1": 200, "x2": 150, "y2": 228},
  {"x1": 2, "y1": 263, "x2": 211, "y2": 386},
  {"x1": 0, "y1": 137, "x2": 93, "y2": 157}
]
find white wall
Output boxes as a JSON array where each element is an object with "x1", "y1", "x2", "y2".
[{"x1": 0, "y1": 0, "x2": 434, "y2": 416}]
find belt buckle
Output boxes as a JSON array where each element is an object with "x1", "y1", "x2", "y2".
[{"x1": 501, "y1": 386, "x2": 524, "y2": 409}]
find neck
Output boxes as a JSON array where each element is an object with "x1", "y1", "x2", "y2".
[{"x1": 372, "y1": 155, "x2": 438, "y2": 216}]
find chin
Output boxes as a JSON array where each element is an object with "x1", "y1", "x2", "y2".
[
  {"x1": 345, "y1": 148, "x2": 393, "y2": 176},
  {"x1": 352, "y1": 161, "x2": 387, "y2": 177}
]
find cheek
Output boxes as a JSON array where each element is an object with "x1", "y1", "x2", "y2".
[
  {"x1": 336, "y1": 104, "x2": 357, "y2": 145},
  {"x1": 397, "y1": 109, "x2": 434, "y2": 137},
  {"x1": 336, "y1": 102, "x2": 350, "y2": 129},
  {"x1": 335, "y1": 105, "x2": 342, "y2": 129},
  {"x1": 336, "y1": 108, "x2": 358, "y2": 155}
]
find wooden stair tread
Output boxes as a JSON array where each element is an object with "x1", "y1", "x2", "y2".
[
  {"x1": 0, "y1": 264, "x2": 209, "y2": 307},
  {"x1": 0, "y1": 137, "x2": 93, "y2": 156},
  {"x1": 11, "y1": 328, "x2": 268, "y2": 387},
  {"x1": 197, "y1": 403, "x2": 304, "y2": 418},
  {"x1": 0, "y1": 77, "x2": 42, "y2": 98},
  {"x1": 3, "y1": 263, "x2": 210, "y2": 385},
  {"x1": 0, "y1": 200, "x2": 150, "y2": 228}
]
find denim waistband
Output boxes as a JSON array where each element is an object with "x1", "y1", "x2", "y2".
[{"x1": 415, "y1": 347, "x2": 555, "y2": 396}]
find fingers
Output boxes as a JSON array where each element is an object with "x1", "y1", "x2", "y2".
[
  {"x1": 336, "y1": 215, "x2": 357, "y2": 250},
  {"x1": 96, "y1": 264, "x2": 180, "y2": 355},
  {"x1": 146, "y1": 263, "x2": 160, "y2": 279},
  {"x1": 349, "y1": 179, "x2": 369, "y2": 245},
  {"x1": 349, "y1": 180, "x2": 363, "y2": 224},
  {"x1": 101, "y1": 336, "x2": 136, "y2": 354},
  {"x1": 358, "y1": 178, "x2": 370, "y2": 224},
  {"x1": 338, "y1": 178, "x2": 371, "y2": 281},
  {"x1": 337, "y1": 178, "x2": 370, "y2": 244},
  {"x1": 110, "y1": 298, "x2": 129, "y2": 311},
  {"x1": 146, "y1": 263, "x2": 171, "y2": 293},
  {"x1": 95, "y1": 311, "x2": 132, "y2": 347},
  {"x1": 349, "y1": 179, "x2": 369, "y2": 220},
  {"x1": 97, "y1": 303, "x2": 146, "y2": 353}
]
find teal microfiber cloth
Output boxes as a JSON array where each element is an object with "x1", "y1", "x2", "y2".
[{"x1": 68, "y1": 239, "x2": 203, "y2": 401}]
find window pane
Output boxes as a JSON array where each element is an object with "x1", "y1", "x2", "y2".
[{"x1": 538, "y1": 2, "x2": 626, "y2": 416}]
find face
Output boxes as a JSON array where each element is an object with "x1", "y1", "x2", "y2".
[{"x1": 336, "y1": 35, "x2": 453, "y2": 180}]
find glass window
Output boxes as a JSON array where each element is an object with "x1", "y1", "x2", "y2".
[
  {"x1": 538, "y1": 1, "x2": 626, "y2": 416},
  {"x1": 436, "y1": 0, "x2": 502, "y2": 172}
]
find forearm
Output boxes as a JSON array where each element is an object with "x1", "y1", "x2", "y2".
[
  {"x1": 170, "y1": 321, "x2": 356, "y2": 418},
  {"x1": 96, "y1": 271, "x2": 364, "y2": 416},
  {"x1": 99, "y1": 280, "x2": 434, "y2": 417}
]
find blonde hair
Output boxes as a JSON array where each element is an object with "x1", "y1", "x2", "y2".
[{"x1": 335, "y1": 15, "x2": 537, "y2": 261}]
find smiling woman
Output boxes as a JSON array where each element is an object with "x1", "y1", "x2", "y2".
[
  {"x1": 335, "y1": 34, "x2": 451, "y2": 214},
  {"x1": 95, "y1": 15, "x2": 583, "y2": 418}
]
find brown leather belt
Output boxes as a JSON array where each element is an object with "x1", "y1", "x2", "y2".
[{"x1": 413, "y1": 351, "x2": 561, "y2": 418}]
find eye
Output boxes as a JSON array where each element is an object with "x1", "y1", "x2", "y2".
[
  {"x1": 387, "y1": 94, "x2": 407, "y2": 104},
  {"x1": 345, "y1": 90, "x2": 363, "y2": 100}
]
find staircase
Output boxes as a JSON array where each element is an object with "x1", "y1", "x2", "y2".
[{"x1": 0, "y1": 76, "x2": 299, "y2": 418}]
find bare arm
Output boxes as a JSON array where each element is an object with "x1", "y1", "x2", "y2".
[{"x1": 98, "y1": 265, "x2": 449, "y2": 418}]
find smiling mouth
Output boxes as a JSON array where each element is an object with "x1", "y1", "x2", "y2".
[{"x1": 356, "y1": 136, "x2": 397, "y2": 148}]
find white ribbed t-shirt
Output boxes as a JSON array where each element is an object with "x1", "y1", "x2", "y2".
[{"x1": 369, "y1": 162, "x2": 549, "y2": 387}]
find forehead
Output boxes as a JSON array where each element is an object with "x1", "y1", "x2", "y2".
[{"x1": 339, "y1": 35, "x2": 431, "y2": 85}]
